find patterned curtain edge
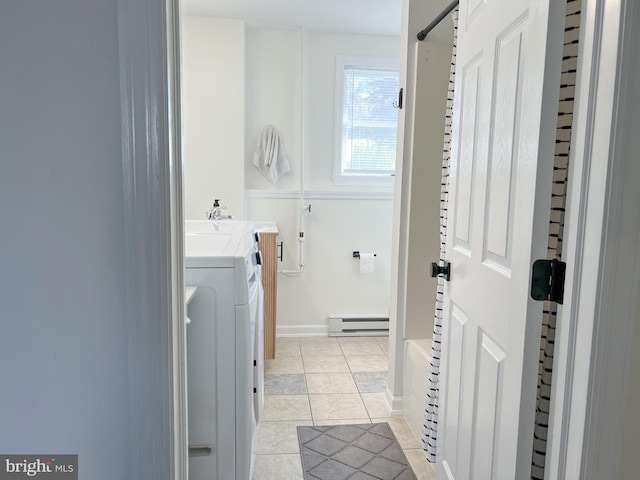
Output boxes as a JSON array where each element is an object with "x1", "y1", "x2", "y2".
[{"x1": 421, "y1": 8, "x2": 459, "y2": 464}]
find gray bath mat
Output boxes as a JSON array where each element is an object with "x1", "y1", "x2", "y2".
[{"x1": 297, "y1": 422, "x2": 418, "y2": 480}]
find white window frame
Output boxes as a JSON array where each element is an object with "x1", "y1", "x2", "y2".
[{"x1": 333, "y1": 55, "x2": 400, "y2": 187}]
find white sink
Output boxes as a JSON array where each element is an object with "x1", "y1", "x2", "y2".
[
  {"x1": 184, "y1": 232, "x2": 233, "y2": 257},
  {"x1": 185, "y1": 220, "x2": 235, "y2": 234}
]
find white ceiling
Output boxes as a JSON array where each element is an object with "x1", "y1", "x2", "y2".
[{"x1": 181, "y1": 0, "x2": 404, "y2": 36}]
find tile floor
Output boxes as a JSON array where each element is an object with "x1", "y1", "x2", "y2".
[{"x1": 253, "y1": 336, "x2": 435, "y2": 480}]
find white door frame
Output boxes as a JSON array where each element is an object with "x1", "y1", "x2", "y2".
[
  {"x1": 547, "y1": 0, "x2": 640, "y2": 478},
  {"x1": 166, "y1": 1, "x2": 188, "y2": 478},
  {"x1": 117, "y1": 0, "x2": 187, "y2": 478}
]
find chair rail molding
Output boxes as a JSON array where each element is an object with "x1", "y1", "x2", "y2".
[{"x1": 245, "y1": 189, "x2": 394, "y2": 201}]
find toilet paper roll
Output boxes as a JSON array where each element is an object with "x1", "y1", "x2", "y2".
[{"x1": 359, "y1": 253, "x2": 375, "y2": 274}]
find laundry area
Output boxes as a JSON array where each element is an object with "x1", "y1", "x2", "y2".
[{"x1": 184, "y1": 220, "x2": 264, "y2": 479}]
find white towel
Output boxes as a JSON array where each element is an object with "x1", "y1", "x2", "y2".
[{"x1": 253, "y1": 125, "x2": 292, "y2": 184}]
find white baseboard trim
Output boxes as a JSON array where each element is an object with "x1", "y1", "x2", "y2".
[
  {"x1": 384, "y1": 388, "x2": 404, "y2": 414},
  {"x1": 276, "y1": 324, "x2": 330, "y2": 337}
]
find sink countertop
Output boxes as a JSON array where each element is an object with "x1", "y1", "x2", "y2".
[{"x1": 252, "y1": 221, "x2": 278, "y2": 234}]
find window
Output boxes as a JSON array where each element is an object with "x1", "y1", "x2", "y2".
[{"x1": 333, "y1": 56, "x2": 400, "y2": 186}]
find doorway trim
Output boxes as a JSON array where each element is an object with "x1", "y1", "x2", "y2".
[
  {"x1": 166, "y1": 0, "x2": 188, "y2": 478},
  {"x1": 546, "y1": 0, "x2": 640, "y2": 478},
  {"x1": 117, "y1": 0, "x2": 186, "y2": 478}
]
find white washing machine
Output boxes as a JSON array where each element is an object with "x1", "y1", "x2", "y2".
[{"x1": 185, "y1": 220, "x2": 264, "y2": 480}]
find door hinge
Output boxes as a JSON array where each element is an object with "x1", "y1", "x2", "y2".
[{"x1": 530, "y1": 259, "x2": 567, "y2": 304}]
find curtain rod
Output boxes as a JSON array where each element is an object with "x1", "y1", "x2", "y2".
[{"x1": 417, "y1": 0, "x2": 459, "y2": 41}]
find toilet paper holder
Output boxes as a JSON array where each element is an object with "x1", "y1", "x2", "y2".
[{"x1": 353, "y1": 251, "x2": 376, "y2": 258}]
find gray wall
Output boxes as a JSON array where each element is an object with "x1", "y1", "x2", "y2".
[{"x1": 0, "y1": 1, "x2": 130, "y2": 477}]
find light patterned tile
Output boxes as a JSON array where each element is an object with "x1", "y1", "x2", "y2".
[
  {"x1": 313, "y1": 418, "x2": 373, "y2": 426},
  {"x1": 361, "y1": 393, "x2": 390, "y2": 418},
  {"x1": 275, "y1": 337, "x2": 301, "y2": 357},
  {"x1": 305, "y1": 373, "x2": 358, "y2": 394},
  {"x1": 265, "y1": 356, "x2": 304, "y2": 374},
  {"x1": 338, "y1": 337, "x2": 385, "y2": 356},
  {"x1": 298, "y1": 336, "x2": 336, "y2": 345},
  {"x1": 352, "y1": 372, "x2": 387, "y2": 393},
  {"x1": 253, "y1": 454, "x2": 304, "y2": 480},
  {"x1": 404, "y1": 449, "x2": 436, "y2": 480},
  {"x1": 256, "y1": 421, "x2": 313, "y2": 454},
  {"x1": 262, "y1": 395, "x2": 311, "y2": 421},
  {"x1": 372, "y1": 417, "x2": 421, "y2": 450},
  {"x1": 337, "y1": 336, "x2": 378, "y2": 342},
  {"x1": 376, "y1": 336, "x2": 390, "y2": 356},
  {"x1": 345, "y1": 355, "x2": 388, "y2": 372},
  {"x1": 264, "y1": 374, "x2": 307, "y2": 395},
  {"x1": 308, "y1": 394, "x2": 369, "y2": 421},
  {"x1": 302, "y1": 355, "x2": 349, "y2": 373},
  {"x1": 299, "y1": 337, "x2": 342, "y2": 356}
]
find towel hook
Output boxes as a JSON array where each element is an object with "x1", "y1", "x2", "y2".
[{"x1": 393, "y1": 88, "x2": 403, "y2": 109}]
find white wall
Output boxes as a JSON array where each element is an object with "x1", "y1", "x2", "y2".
[
  {"x1": 247, "y1": 196, "x2": 394, "y2": 330},
  {"x1": 181, "y1": 24, "x2": 399, "y2": 330},
  {"x1": 302, "y1": 32, "x2": 400, "y2": 191},
  {"x1": 182, "y1": 16, "x2": 245, "y2": 219},
  {"x1": 244, "y1": 30, "x2": 400, "y2": 192},
  {"x1": 245, "y1": 30, "x2": 400, "y2": 331},
  {"x1": 404, "y1": 25, "x2": 453, "y2": 340},
  {"x1": 0, "y1": 2, "x2": 130, "y2": 476},
  {"x1": 245, "y1": 28, "x2": 301, "y2": 192},
  {"x1": 387, "y1": 0, "x2": 451, "y2": 410}
]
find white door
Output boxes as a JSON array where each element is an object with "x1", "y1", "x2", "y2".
[{"x1": 436, "y1": 0, "x2": 565, "y2": 479}]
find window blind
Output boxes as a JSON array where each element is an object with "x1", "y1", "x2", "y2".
[{"x1": 341, "y1": 66, "x2": 399, "y2": 175}]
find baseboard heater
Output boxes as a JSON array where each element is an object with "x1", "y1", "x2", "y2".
[{"x1": 329, "y1": 315, "x2": 389, "y2": 337}]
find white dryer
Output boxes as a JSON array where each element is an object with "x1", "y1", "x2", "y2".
[{"x1": 185, "y1": 220, "x2": 264, "y2": 480}]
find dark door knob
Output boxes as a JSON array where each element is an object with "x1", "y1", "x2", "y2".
[{"x1": 430, "y1": 261, "x2": 451, "y2": 281}]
